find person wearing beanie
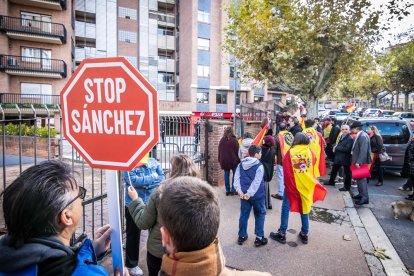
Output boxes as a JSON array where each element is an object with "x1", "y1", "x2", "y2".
[{"x1": 260, "y1": 135, "x2": 277, "y2": 209}]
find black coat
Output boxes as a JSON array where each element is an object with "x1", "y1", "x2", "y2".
[
  {"x1": 333, "y1": 134, "x2": 354, "y2": 166},
  {"x1": 408, "y1": 142, "x2": 414, "y2": 175},
  {"x1": 289, "y1": 124, "x2": 303, "y2": 137},
  {"x1": 260, "y1": 146, "x2": 276, "y2": 182},
  {"x1": 370, "y1": 134, "x2": 384, "y2": 154}
]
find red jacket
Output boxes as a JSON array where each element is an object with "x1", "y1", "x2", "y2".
[{"x1": 218, "y1": 136, "x2": 240, "y2": 170}]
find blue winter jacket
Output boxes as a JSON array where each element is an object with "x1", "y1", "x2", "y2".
[
  {"x1": 0, "y1": 235, "x2": 108, "y2": 276},
  {"x1": 123, "y1": 157, "x2": 165, "y2": 206}
]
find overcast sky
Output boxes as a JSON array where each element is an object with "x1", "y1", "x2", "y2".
[{"x1": 373, "y1": 0, "x2": 414, "y2": 51}]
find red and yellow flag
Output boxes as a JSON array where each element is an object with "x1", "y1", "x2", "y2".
[
  {"x1": 245, "y1": 123, "x2": 269, "y2": 156},
  {"x1": 303, "y1": 127, "x2": 326, "y2": 177},
  {"x1": 283, "y1": 145, "x2": 327, "y2": 214},
  {"x1": 346, "y1": 104, "x2": 356, "y2": 113},
  {"x1": 299, "y1": 117, "x2": 306, "y2": 129}
]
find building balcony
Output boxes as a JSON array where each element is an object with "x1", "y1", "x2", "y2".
[
  {"x1": 0, "y1": 93, "x2": 60, "y2": 106},
  {"x1": 0, "y1": 15, "x2": 66, "y2": 44},
  {"x1": 75, "y1": 21, "x2": 96, "y2": 41},
  {"x1": 0, "y1": 55, "x2": 67, "y2": 79},
  {"x1": 9, "y1": 0, "x2": 66, "y2": 11},
  {"x1": 158, "y1": 58, "x2": 175, "y2": 72},
  {"x1": 158, "y1": 35, "x2": 175, "y2": 51}
]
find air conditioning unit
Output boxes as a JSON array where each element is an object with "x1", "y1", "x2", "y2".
[{"x1": 7, "y1": 57, "x2": 17, "y2": 66}]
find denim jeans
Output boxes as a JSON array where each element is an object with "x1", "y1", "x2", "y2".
[
  {"x1": 224, "y1": 168, "x2": 236, "y2": 193},
  {"x1": 276, "y1": 165, "x2": 284, "y2": 196},
  {"x1": 278, "y1": 192, "x2": 309, "y2": 235},
  {"x1": 238, "y1": 198, "x2": 266, "y2": 238}
]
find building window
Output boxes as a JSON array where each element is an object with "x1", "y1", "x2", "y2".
[
  {"x1": 118, "y1": 7, "x2": 137, "y2": 20},
  {"x1": 158, "y1": 26, "x2": 174, "y2": 36},
  {"x1": 197, "y1": 65, "x2": 210, "y2": 77},
  {"x1": 236, "y1": 93, "x2": 241, "y2": 105},
  {"x1": 122, "y1": 56, "x2": 138, "y2": 68},
  {"x1": 119, "y1": 30, "x2": 137, "y2": 43},
  {"x1": 197, "y1": 38, "x2": 210, "y2": 50},
  {"x1": 216, "y1": 92, "x2": 227, "y2": 104},
  {"x1": 198, "y1": 10, "x2": 210, "y2": 23},
  {"x1": 197, "y1": 91, "x2": 209, "y2": 103},
  {"x1": 21, "y1": 12, "x2": 52, "y2": 32},
  {"x1": 158, "y1": 72, "x2": 174, "y2": 84},
  {"x1": 254, "y1": 96, "x2": 264, "y2": 102},
  {"x1": 21, "y1": 83, "x2": 52, "y2": 103},
  {"x1": 272, "y1": 94, "x2": 282, "y2": 101},
  {"x1": 21, "y1": 47, "x2": 51, "y2": 68}
]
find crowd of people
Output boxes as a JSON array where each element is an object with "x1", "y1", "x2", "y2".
[{"x1": 215, "y1": 107, "x2": 413, "y2": 251}]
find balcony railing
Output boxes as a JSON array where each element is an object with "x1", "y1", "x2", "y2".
[
  {"x1": 0, "y1": 15, "x2": 66, "y2": 43},
  {"x1": 9, "y1": 0, "x2": 66, "y2": 11},
  {"x1": 0, "y1": 93, "x2": 60, "y2": 106},
  {"x1": 0, "y1": 55, "x2": 67, "y2": 78}
]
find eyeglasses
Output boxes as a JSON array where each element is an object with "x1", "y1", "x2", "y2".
[{"x1": 61, "y1": 186, "x2": 86, "y2": 211}]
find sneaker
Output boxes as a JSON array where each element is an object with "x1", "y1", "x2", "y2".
[
  {"x1": 299, "y1": 232, "x2": 308, "y2": 244},
  {"x1": 269, "y1": 231, "x2": 286, "y2": 244},
  {"x1": 254, "y1": 236, "x2": 268, "y2": 247},
  {"x1": 352, "y1": 194, "x2": 362, "y2": 200},
  {"x1": 271, "y1": 194, "x2": 283, "y2": 200},
  {"x1": 128, "y1": 266, "x2": 143, "y2": 276},
  {"x1": 339, "y1": 187, "x2": 350, "y2": 192},
  {"x1": 237, "y1": 236, "x2": 248, "y2": 245},
  {"x1": 405, "y1": 194, "x2": 414, "y2": 200},
  {"x1": 398, "y1": 186, "x2": 412, "y2": 191}
]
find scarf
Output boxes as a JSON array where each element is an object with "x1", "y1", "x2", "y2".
[{"x1": 160, "y1": 239, "x2": 224, "y2": 276}]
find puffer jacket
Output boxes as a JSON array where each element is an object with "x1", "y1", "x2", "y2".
[
  {"x1": 123, "y1": 157, "x2": 165, "y2": 207},
  {"x1": 238, "y1": 138, "x2": 253, "y2": 159},
  {"x1": 0, "y1": 235, "x2": 108, "y2": 276}
]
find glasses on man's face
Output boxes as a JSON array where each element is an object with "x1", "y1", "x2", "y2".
[
  {"x1": 61, "y1": 186, "x2": 86, "y2": 211},
  {"x1": 341, "y1": 128, "x2": 348, "y2": 131}
]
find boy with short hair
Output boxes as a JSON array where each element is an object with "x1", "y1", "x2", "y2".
[{"x1": 234, "y1": 144, "x2": 267, "y2": 247}]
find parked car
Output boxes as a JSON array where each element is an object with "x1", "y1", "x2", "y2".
[
  {"x1": 323, "y1": 109, "x2": 340, "y2": 119},
  {"x1": 382, "y1": 110, "x2": 395, "y2": 117},
  {"x1": 363, "y1": 108, "x2": 381, "y2": 117},
  {"x1": 334, "y1": 113, "x2": 351, "y2": 121},
  {"x1": 393, "y1": 112, "x2": 414, "y2": 122},
  {"x1": 357, "y1": 107, "x2": 368, "y2": 117},
  {"x1": 359, "y1": 118, "x2": 412, "y2": 172},
  {"x1": 318, "y1": 106, "x2": 326, "y2": 117}
]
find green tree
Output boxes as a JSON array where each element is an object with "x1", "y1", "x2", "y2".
[
  {"x1": 224, "y1": 0, "x2": 412, "y2": 117},
  {"x1": 382, "y1": 41, "x2": 414, "y2": 110}
]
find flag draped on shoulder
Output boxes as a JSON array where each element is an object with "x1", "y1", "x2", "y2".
[
  {"x1": 278, "y1": 130, "x2": 294, "y2": 158},
  {"x1": 282, "y1": 145, "x2": 327, "y2": 214},
  {"x1": 303, "y1": 127, "x2": 326, "y2": 177}
]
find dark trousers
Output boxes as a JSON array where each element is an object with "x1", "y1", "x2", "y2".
[
  {"x1": 147, "y1": 251, "x2": 162, "y2": 276},
  {"x1": 125, "y1": 207, "x2": 141, "y2": 268},
  {"x1": 409, "y1": 175, "x2": 414, "y2": 190},
  {"x1": 374, "y1": 157, "x2": 384, "y2": 183},
  {"x1": 329, "y1": 164, "x2": 352, "y2": 190}
]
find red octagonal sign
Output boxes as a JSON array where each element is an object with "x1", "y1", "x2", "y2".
[{"x1": 61, "y1": 57, "x2": 159, "y2": 171}]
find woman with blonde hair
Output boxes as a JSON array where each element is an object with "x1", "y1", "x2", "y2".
[
  {"x1": 367, "y1": 125, "x2": 385, "y2": 186},
  {"x1": 127, "y1": 154, "x2": 199, "y2": 276}
]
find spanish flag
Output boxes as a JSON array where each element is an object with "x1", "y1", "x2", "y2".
[
  {"x1": 278, "y1": 130, "x2": 294, "y2": 158},
  {"x1": 251, "y1": 123, "x2": 269, "y2": 146},
  {"x1": 135, "y1": 153, "x2": 149, "y2": 168},
  {"x1": 299, "y1": 116, "x2": 306, "y2": 129},
  {"x1": 245, "y1": 123, "x2": 269, "y2": 156},
  {"x1": 346, "y1": 104, "x2": 356, "y2": 113},
  {"x1": 303, "y1": 127, "x2": 326, "y2": 177},
  {"x1": 283, "y1": 145, "x2": 327, "y2": 214}
]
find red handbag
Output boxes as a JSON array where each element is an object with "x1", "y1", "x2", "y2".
[{"x1": 351, "y1": 164, "x2": 371, "y2": 179}]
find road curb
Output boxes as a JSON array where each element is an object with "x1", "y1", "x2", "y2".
[{"x1": 343, "y1": 192, "x2": 409, "y2": 276}]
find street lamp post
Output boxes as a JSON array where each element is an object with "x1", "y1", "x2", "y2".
[{"x1": 233, "y1": 63, "x2": 237, "y2": 134}]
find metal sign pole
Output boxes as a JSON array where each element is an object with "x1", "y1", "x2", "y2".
[{"x1": 106, "y1": 169, "x2": 124, "y2": 275}]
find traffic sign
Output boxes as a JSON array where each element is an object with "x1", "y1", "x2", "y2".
[{"x1": 61, "y1": 57, "x2": 159, "y2": 170}]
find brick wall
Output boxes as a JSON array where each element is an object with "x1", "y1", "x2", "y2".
[
  {"x1": 0, "y1": 136, "x2": 59, "y2": 159},
  {"x1": 200, "y1": 119, "x2": 262, "y2": 186}
]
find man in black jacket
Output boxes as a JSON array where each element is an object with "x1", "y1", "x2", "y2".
[{"x1": 325, "y1": 124, "x2": 354, "y2": 191}]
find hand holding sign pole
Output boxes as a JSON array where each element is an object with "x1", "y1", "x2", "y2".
[{"x1": 61, "y1": 57, "x2": 159, "y2": 274}]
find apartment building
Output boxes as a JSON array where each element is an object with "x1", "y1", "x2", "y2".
[
  {"x1": 0, "y1": 0, "x2": 72, "y2": 105},
  {"x1": 0, "y1": 0, "x2": 285, "y2": 114}
]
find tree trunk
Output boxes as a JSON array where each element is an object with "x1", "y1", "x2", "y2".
[
  {"x1": 404, "y1": 92, "x2": 409, "y2": 111},
  {"x1": 306, "y1": 96, "x2": 318, "y2": 119},
  {"x1": 372, "y1": 95, "x2": 377, "y2": 108},
  {"x1": 389, "y1": 93, "x2": 394, "y2": 110}
]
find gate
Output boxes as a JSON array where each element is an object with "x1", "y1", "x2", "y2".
[{"x1": 0, "y1": 103, "x2": 207, "y2": 241}]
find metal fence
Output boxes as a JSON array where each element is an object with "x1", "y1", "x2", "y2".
[{"x1": 0, "y1": 105, "x2": 207, "y2": 240}]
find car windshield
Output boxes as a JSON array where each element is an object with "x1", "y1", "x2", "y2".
[{"x1": 362, "y1": 122, "x2": 410, "y2": 145}]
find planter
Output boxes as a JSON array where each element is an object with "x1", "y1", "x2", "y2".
[{"x1": 0, "y1": 135, "x2": 59, "y2": 159}]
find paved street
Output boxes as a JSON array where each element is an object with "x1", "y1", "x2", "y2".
[{"x1": 364, "y1": 171, "x2": 414, "y2": 271}]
